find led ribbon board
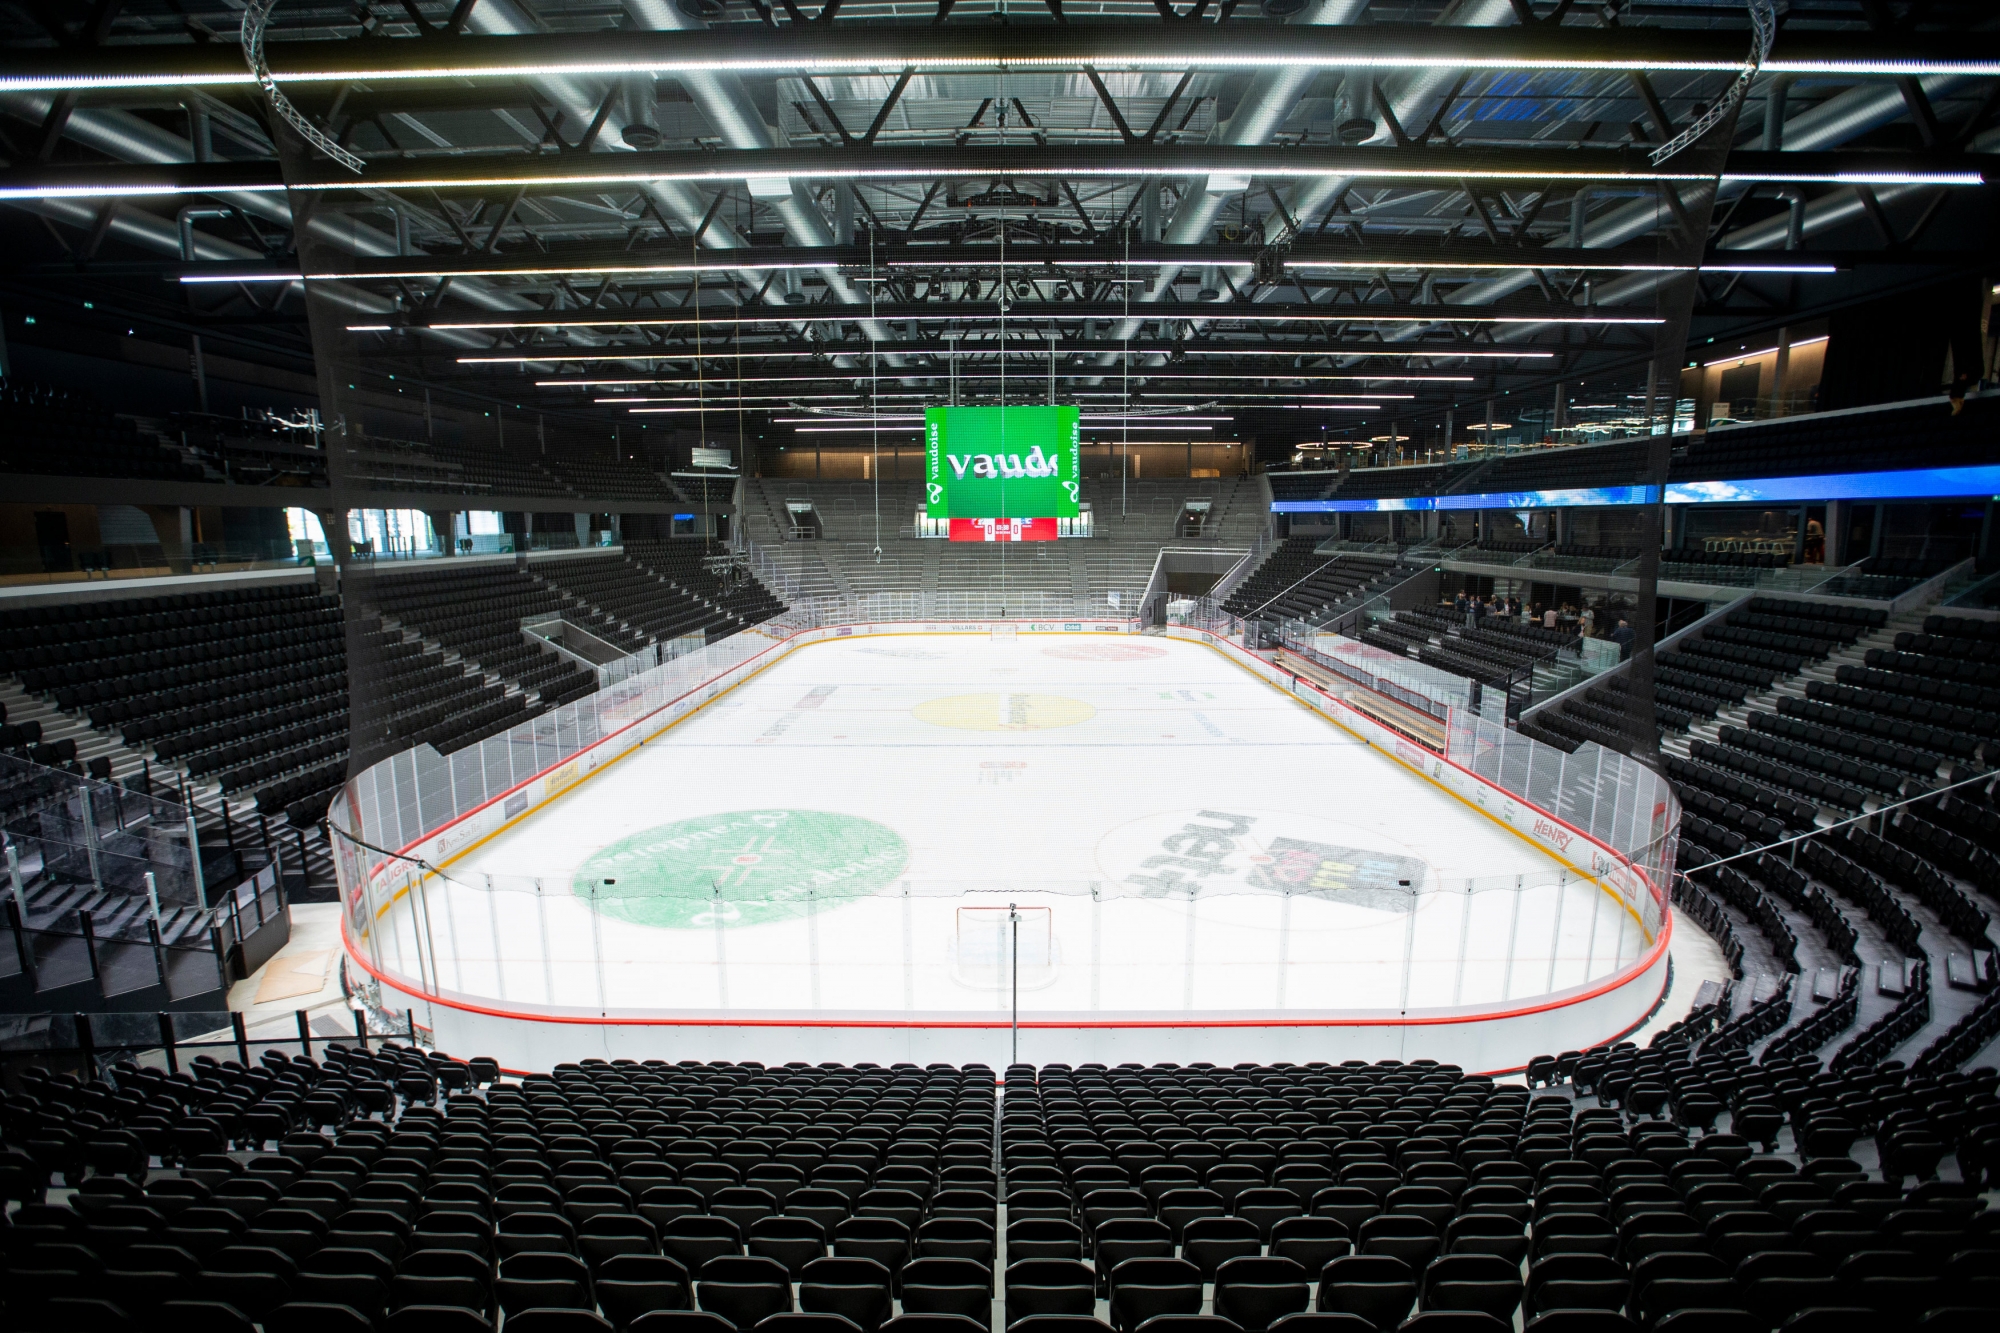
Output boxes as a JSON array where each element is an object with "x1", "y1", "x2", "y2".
[
  {"x1": 1268, "y1": 464, "x2": 2000, "y2": 513},
  {"x1": 924, "y1": 406, "x2": 1082, "y2": 519}
]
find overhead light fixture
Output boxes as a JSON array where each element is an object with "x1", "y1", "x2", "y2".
[
  {"x1": 4, "y1": 27, "x2": 1991, "y2": 95},
  {"x1": 792, "y1": 425, "x2": 925, "y2": 433},
  {"x1": 14, "y1": 143, "x2": 1979, "y2": 204},
  {"x1": 183, "y1": 258, "x2": 847, "y2": 283},
  {"x1": 371, "y1": 312, "x2": 1656, "y2": 333},
  {"x1": 27, "y1": 161, "x2": 1969, "y2": 205},
  {"x1": 1183, "y1": 348, "x2": 1555, "y2": 360},
  {"x1": 195, "y1": 255, "x2": 1832, "y2": 286}
]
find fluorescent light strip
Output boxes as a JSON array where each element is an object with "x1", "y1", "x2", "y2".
[
  {"x1": 618, "y1": 393, "x2": 881, "y2": 404},
  {"x1": 15, "y1": 50, "x2": 2000, "y2": 96},
  {"x1": 382, "y1": 314, "x2": 1623, "y2": 334},
  {"x1": 461, "y1": 351, "x2": 818, "y2": 365},
  {"x1": 464, "y1": 348, "x2": 1177, "y2": 364},
  {"x1": 185, "y1": 260, "x2": 839, "y2": 284},
  {"x1": 895, "y1": 257, "x2": 1839, "y2": 276},
  {"x1": 1183, "y1": 348, "x2": 1554, "y2": 361},
  {"x1": 769, "y1": 415, "x2": 1236, "y2": 424},
  {"x1": 203, "y1": 258, "x2": 1840, "y2": 284},
  {"x1": 7, "y1": 165, "x2": 1981, "y2": 205},
  {"x1": 1700, "y1": 334, "x2": 1829, "y2": 368},
  {"x1": 547, "y1": 371, "x2": 1474, "y2": 387}
]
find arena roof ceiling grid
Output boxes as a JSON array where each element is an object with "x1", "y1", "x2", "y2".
[{"x1": 2, "y1": 0, "x2": 1995, "y2": 459}]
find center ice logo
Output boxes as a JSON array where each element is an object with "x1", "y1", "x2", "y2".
[{"x1": 573, "y1": 809, "x2": 909, "y2": 930}]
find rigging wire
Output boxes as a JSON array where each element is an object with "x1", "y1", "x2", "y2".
[
  {"x1": 693, "y1": 225, "x2": 709, "y2": 550},
  {"x1": 870, "y1": 213, "x2": 881, "y2": 560},
  {"x1": 1122, "y1": 212, "x2": 1130, "y2": 520}
]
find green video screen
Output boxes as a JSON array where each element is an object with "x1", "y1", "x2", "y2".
[{"x1": 923, "y1": 406, "x2": 1082, "y2": 518}]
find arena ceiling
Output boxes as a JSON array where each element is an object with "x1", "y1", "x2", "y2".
[{"x1": 2, "y1": 0, "x2": 1996, "y2": 454}]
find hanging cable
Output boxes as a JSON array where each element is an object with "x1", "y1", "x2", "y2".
[
  {"x1": 693, "y1": 226, "x2": 708, "y2": 550},
  {"x1": 997, "y1": 86, "x2": 1008, "y2": 612},
  {"x1": 870, "y1": 215, "x2": 881, "y2": 560}
]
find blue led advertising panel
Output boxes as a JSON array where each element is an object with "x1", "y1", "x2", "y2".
[{"x1": 1270, "y1": 465, "x2": 2000, "y2": 513}]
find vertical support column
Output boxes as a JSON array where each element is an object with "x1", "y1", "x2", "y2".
[
  {"x1": 7, "y1": 840, "x2": 28, "y2": 931},
  {"x1": 80, "y1": 909, "x2": 101, "y2": 982},
  {"x1": 1089, "y1": 883, "x2": 1101, "y2": 1012},
  {"x1": 1450, "y1": 879, "x2": 1473, "y2": 1006},
  {"x1": 1008, "y1": 901, "x2": 1021, "y2": 1069},
  {"x1": 1182, "y1": 887, "x2": 1199, "y2": 1010},
  {"x1": 485, "y1": 873, "x2": 508, "y2": 1004},
  {"x1": 148, "y1": 917, "x2": 168, "y2": 988},
  {"x1": 805, "y1": 887, "x2": 821, "y2": 1010},
  {"x1": 80, "y1": 783, "x2": 104, "y2": 896},
  {"x1": 900, "y1": 882, "x2": 913, "y2": 1017},
  {"x1": 534, "y1": 878, "x2": 554, "y2": 1006},
  {"x1": 1500, "y1": 875, "x2": 1524, "y2": 1000},
  {"x1": 711, "y1": 884, "x2": 729, "y2": 1010},
  {"x1": 588, "y1": 882, "x2": 607, "y2": 1016},
  {"x1": 1275, "y1": 886, "x2": 1293, "y2": 1009},
  {"x1": 191, "y1": 335, "x2": 209, "y2": 412},
  {"x1": 1546, "y1": 871, "x2": 1569, "y2": 994},
  {"x1": 186, "y1": 812, "x2": 209, "y2": 911},
  {"x1": 1397, "y1": 889, "x2": 1418, "y2": 1016},
  {"x1": 397, "y1": 870, "x2": 423, "y2": 996}
]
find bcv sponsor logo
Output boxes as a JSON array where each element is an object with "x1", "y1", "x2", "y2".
[{"x1": 1532, "y1": 818, "x2": 1574, "y2": 854}]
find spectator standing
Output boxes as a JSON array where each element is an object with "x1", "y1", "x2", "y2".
[
  {"x1": 1543, "y1": 605, "x2": 1559, "y2": 630},
  {"x1": 1611, "y1": 617, "x2": 1637, "y2": 660}
]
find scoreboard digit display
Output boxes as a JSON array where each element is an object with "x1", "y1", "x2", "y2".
[{"x1": 923, "y1": 406, "x2": 1082, "y2": 519}]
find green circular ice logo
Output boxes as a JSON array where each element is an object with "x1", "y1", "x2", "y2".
[{"x1": 573, "y1": 809, "x2": 909, "y2": 929}]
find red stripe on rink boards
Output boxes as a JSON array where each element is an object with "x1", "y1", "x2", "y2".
[
  {"x1": 339, "y1": 904, "x2": 1671, "y2": 1038},
  {"x1": 396, "y1": 957, "x2": 1672, "y2": 1083}
]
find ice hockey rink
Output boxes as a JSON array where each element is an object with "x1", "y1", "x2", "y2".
[{"x1": 369, "y1": 632, "x2": 1654, "y2": 1029}]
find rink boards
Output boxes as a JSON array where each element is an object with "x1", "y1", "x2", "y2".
[{"x1": 342, "y1": 621, "x2": 1671, "y2": 1073}]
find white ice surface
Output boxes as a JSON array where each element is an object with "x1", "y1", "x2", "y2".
[{"x1": 375, "y1": 633, "x2": 1645, "y2": 1019}]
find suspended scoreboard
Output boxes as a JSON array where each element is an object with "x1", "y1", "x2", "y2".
[{"x1": 924, "y1": 406, "x2": 1082, "y2": 531}]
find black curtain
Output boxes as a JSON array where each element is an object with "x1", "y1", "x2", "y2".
[{"x1": 1819, "y1": 276, "x2": 1981, "y2": 409}]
